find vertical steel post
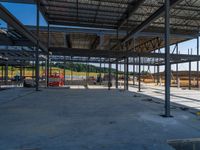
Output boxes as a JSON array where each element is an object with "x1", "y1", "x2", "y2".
[
  {"x1": 64, "y1": 56, "x2": 66, "y2": 85},
  {"x1": 108, "y1": 58, "x2": 111, "y2": 90},
  {"x1": 164, "y1": 0, "x2": 171, "y2": 117},
  {"x1": 23, "y1": 62, "x2": 25, "y2": 78},
  {"x1": 11, "y1": 65, "x2": 13, "y2": 79},
  {"x1": 132, "y1": 38, "x2": 136, "y2": 85},
  {"x1": 189, "y1": 60, "x2": 191, "y2": 90},
  {"x1": 71, "y1": 65, "x2": 73, "y2": 81},
  {"x1": 197, "y1": 37, "x2": 199, "y2": 88},
  {"x1": 46, "y1": 23, "x2": 50, "y2": 87},
  {"x1": 176, "y1": 43, "x2": 179, "y2": 84},
  {"x1": 100, "y1": 57, "x2": 102, "y2": 85},
  {"x1": 71, "y1": 57, "x2": 73, "y2": 82},
  {"x1": 116, "y1": 59, "x2": 118, "y2": 89},
  {"x1": 45, "y1": 58, "x2": 47, "y2": 87},
  {"x1": 157, "y1": 65, "x2": 160, "y2": 85},
  {"x1": 50, "y1": 64, "x2": 52, "y2": 76},
  {"x1": 138, "y1": 55, "x2": 141, "y2": 92},
  {"x1": 35, "y1": 0, "x2": 40, "y2": 91},
  {"x1": 86, "y1": 58, "x2": 89, "y2": 86},
  {"x1": 32, "y1": 61, "x2": 35, "y2": 80},
  {"x1": 133, "y1": 58, "x2": 135, "y2": 85},
  {"x1": 41, "y1": 61, "x2": 44, "y2": 79},
  {"x1": 125, "y1": 57, "x2": 129, "y2": 90},
  {"x1": 124, "y1": 58, "x2": 126, "y2": 90},
  {"x1": 20, "y1": 63, "x2": 23, "y2": 81},
  {"x1": 46, "y1": 55, "x2": 49, "y2": 87},
  {"x1": 5, "y1": 63, "x2": 8, "y2": 85},
  {"x1": 1, "y1": 65, "x2": 3, "y2": 83},
  {"x1": 154, "y1": 50, "x2": 156, "y2": 83}
]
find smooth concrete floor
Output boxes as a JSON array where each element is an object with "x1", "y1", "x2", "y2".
[
  {"x1": 0, "y1": 87, "x2": 200, "y2": 150},
  {"x1": 129, "y1": 84, "x2": 200, "y2": 110}
]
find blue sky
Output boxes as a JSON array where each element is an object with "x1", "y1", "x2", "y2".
[
  {"x1": 0, "y1": 2, "x2": 199, "y2": 72},
  {"x1": 0, "y1": 2, "x2": 47, "y2": 26}
]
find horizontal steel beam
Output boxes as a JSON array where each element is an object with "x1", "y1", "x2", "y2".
[
  {"x1": 49, "y1": 47, "x2": 200, "y2": 61},
  {"x1": 0, "y1": 4, "x2": 47, "y2": 52},
  {"x1": 113, "y1": 0, "x2": 183, "y2": 49},
  {"x1": 117, "y1": 0, "x2": 145, "y2": 29},
  {"x1": 1, "y1": 48, "x2": 200, "y2": 65},
  {"x1": 0, "y1": 37, "x2": 34, "y2": 46},
  {"x1": 123, "y1": 0, "x2": 183, "y2": 42},
  {"x1": 0, "y1": 0, "x2": 34, "y2": 4},
  {"x1": 26, "y1": 25, "x2": 197, "y2": 39},
  {"x1": 50, "y1": 58, "x2": 155, "y2": 66}
]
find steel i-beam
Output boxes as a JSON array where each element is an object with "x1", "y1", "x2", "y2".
[
  {"x1": 116, "y1": 59, "x2": 118, "y2": 89},
  {"x1": 35, "y1": 0, "x2": 40, "y2": 91},
  {"x1": 176, "y1": 43, "x2": 179, "y2": 84},
  {"x1": 197, "y1": 37, "x2": 199, "y2": 88},
  {"x1": 4, "y1": 63, "x2": 8, "y2": 85},
  {"x1": 189, "y1": 60, "x2": 191, "y2": 90},
  {"x1": 108, "y1": 59, "x2": 111, "y2": 90},
  {"x1": 125, "y1": 57, "x2": 129, "y2": 90},
  {"x1": 138, "y1": 55, "x2": 141, "y2": 92},
  {"x1": 164, "y1": 0, "x2": 171, "y2": 117},
  {"x1": 46, "y1": 23, "x2": 50, "y2": 87}
]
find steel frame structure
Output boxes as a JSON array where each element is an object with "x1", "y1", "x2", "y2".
[{"x1": 0, "y1": 0, "x2": 200, "y2": 116}]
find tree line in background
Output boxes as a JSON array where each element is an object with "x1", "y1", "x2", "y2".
[
  {"x1": 52, "y1": 62, "x2": 148, "y2": 76},
  {"x1": 0, "y1": 63, "x2": 150, "y2": 76},
  {"x1": 54, "y1": 62, "x2": 117, "y2": 74}
]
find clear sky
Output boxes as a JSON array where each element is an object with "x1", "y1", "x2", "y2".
[
  {"x1": 0, "y1": 2, "x2": 199, "y2": 72},
  {"x1": 0, "y1": 2, "x2": 47, "y2": 26}
]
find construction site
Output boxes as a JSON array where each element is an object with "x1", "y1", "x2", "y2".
[{"x1": 0, "y1": 0, "x2": 200, "y2": 150}]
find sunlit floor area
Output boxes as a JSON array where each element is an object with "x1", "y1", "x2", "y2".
[
  {"x1": 129, "y1": 84, "x2": 200, "y2": 111},
  {"x1": 0, "y1": 87, "x2": 200, "y2": 150}
]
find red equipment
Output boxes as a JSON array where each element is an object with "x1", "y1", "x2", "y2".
[{"x1": 48, "y1": 73, "x2": 64, "y2": 87}]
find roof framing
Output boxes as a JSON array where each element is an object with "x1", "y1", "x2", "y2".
[
  {"x1": 0, "y1": 0, "x2": 199, "y2": 65},
  {"x1": 0, "y1": 3, "x2": 48, "y2": 52}
]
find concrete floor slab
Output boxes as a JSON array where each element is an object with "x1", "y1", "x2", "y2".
[
  {"x1": 129, "y1": 84, "x2": 200, "y2": 111},
  {"x1": 0, "y1": 88, "x2": 200, "y2": 150}
]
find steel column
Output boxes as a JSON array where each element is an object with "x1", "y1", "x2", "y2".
[
  {"x1": 1, "y1": 65, "x2": 4, "y2": 83},
  {"x1": 164, "y1": 0, "x2": 171, "y2": 117},
  {"x1": 35, "y1": 0, "x2": 40, "y2": 91},
  {"x1": 5, "y1": 63, "x2": 8, "y2": 85},
  {"x1": 64, "y1": 56, "x2": 66, "y2": 85},
  {"x1": 71, "y1": 62, "x2": 73, "y2": 81},
  {"x1": 116, "y1": 59, "x2": 118, "y2": 89},
  {"x1": 124, "y1": 58, "x2": 126, "y2": 90},
  {"x1": 138, "y1": 55, "x2": 141, "y2": 92},
  {"x1": 46, "y1": 54, "x2": 49, "y2": 87},
  {"x1": 176, "y1": 43, "x2": 179, "y2": 84},
  {"x1": 133, "y1": 58, "x2": 135, "y2": 85},
  {"x1": 197, "y1": 37, "x2": 199, "y2": 88},
  {"x1": 125, "y1": 57, "x2": 129, "y2": 90},
  {"x1": 23, "y1": 62, "x2": 25, "y2": 77},
  {"x1": 153, "y1": 50, "x2": 156, "y2": 83},
  {"x1": 189, "y1": 61, "x2": 192, "y2": 90},
  {"x1": 32, "y1": 61, "x2": 35, "y2": 79},
  {"x1": 157, "y1": 65, "x2": 160, "y2": 85},
  {"x1": 100, "y1": 57, "x2": 102, "y2": 85},
  {"x1": 86, "y1": 59, "x2": 89, "y2": 86},
  {"x1": 20, "y1": 63, "x2": 23, "y2": 81},
  {"x1": 46, "y1": 24, "x2": 50, "y2": 87},
  {"x1": 11, "y1": 66, "x2": 14, "y2": 80},
  {"x1": 108, "y1": 58, "x2": 111, "y2": 90},
  {"x1": 44, "y1": 58, "x2": 47, "y2": 87},
  {"x1": 50, "y1": 64, "x2": 52, "y2": 76}
]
